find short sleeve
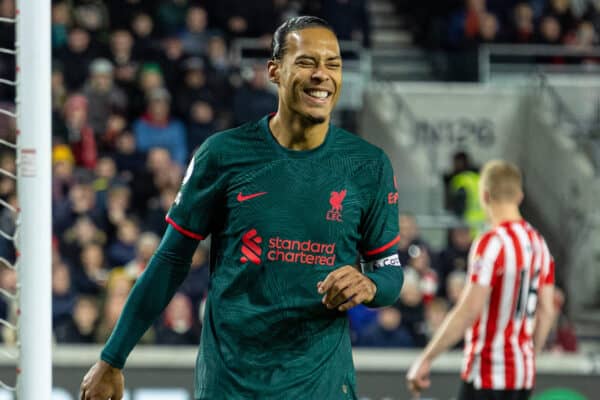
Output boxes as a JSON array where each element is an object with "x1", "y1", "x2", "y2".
[
  {"x1": 540, "y1": 239, "x2": 555, "y2": 286},
  {"x1": 166, "y1": 139, "x2": 226, "y2": 239},
  {"x1": 359, "y1": 153, "x2": 400, "y2": 261},
  {"x1": 468, "y1": 232, "x2": 503, "y2": 287}
]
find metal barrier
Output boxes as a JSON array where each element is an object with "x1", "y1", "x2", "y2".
[{"x1": 479, "y1": 44, "x2": 600, "y2": 83}]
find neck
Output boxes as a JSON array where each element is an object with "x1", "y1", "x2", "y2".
[
  {"x1": 268, "y1": 109, "x2": 329, "y2": 151},
  {"x1": 487, "y1": 202, "x2": 522, "y2": 227}
]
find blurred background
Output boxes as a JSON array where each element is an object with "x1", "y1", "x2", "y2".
[{"x1": 0, "y1": 0, "x2": 599, "y2": 399}]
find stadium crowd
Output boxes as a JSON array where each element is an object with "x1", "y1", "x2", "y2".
[{"x1": 0, "y1": 0, "x2": 578, "y2": 350}]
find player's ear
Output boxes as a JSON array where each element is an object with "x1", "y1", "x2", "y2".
[{"x1": 268, "y1": 59, "x2": 280, "y2": 85}]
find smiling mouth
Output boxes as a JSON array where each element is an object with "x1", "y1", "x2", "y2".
[{"x1": 303, "y1": 88, "x2": 332, "y2": 101}]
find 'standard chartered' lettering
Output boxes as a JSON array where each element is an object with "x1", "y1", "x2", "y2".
[{"x1": 267, "y1": 237, "x2": 336, "y2": 266}]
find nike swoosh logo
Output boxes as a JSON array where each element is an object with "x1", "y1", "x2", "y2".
[{"x1": 237, "y1": 191, "x2": 267, "y2": 202}]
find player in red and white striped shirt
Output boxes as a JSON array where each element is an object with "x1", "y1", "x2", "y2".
[{"x1": 407, "y1": 160, "x2": 556, "y2": 400}]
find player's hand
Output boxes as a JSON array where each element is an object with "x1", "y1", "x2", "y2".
[
  {"x1": 406, "y1": 356, "x2": 432, "y2": 397},
  {"x1": 317, "y1": 265, "x2": 377, "y2": 311},
  {"x1": 80, "y1": 360, "x2": 124, "y2": 400}
]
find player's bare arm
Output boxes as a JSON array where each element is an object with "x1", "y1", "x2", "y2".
[
  {"x1": 317, "y1": 265, "x2": 377, "y2": 311},
  {"x1": 534, "y1": 283, "x2": 556, "y2": 353},
  {"x1": 80, "y1": 360, "x2": 124, "y2": 400},
  {"x1": 407, "y1": 282, "x2": 490, "y2": 395}
]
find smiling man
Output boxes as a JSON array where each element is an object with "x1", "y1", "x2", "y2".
[{"x1": 80, "y1": 16, "x2": 404, "y2": 400}]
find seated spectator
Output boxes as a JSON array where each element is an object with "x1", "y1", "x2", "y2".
[
  {"x1": 112, "y1": 131, "x2": 145, "y2": 182},
  {"x1": 107, "y1": 218, "x2": 140, "y2": 267},
  {"x1": 52, "y1": 260, "x2": 76, "y2": 330},
  {"x1": 446, "y1": 270, "x2": 467, "y2": 306},
  {"x1": 52, "y1": 145, "x2": 76, "y2": 207},
  {"x1": 103, "y1": 185, "x2": 133, "y2": 242},
  {"x1": 156, "y1": 292, "x2": 201, "y2": 345},
  {"x1": 397, "y1": 268, "x2": 427, "y2": 347},
  {"x1": 93, "y1": 156, "x2": 120, "y2": 209},
  {"x1": 54, "y1": 181, "x2": 104, "y2": 237},
  {"x1": 133, "y1": 87, "x2": 188, "y2": 167},
  {"x1": 397, "y1": 213, "x2": 430, "y2": 266},
  {"x1": 320, "y1": 0, "x2": 371, "y2": 47},
  {"x1": 144, "y1": 187, "x2": 177, "y2": 236},
  {"x1": 130, "y1": 12, "x2": 156, "y2": 60},
  {"x1": 424, "y1": 297, "x2": 450, "y2": 338},
  {"x1": 537, "y1": 15, "x2": 564, "y2": 45},
  {"x1": 175, "y1": 57, "x2": 217, "y2": 119},
  {"x1": 187, "y1": 100, "x2": 217, "y2": 152},
  {"x1": 180, "y1": 6, "x2": 219, "y2": 57},
  {"x1": 55, "y1": 94, "x2": 98, "y2": 170},
  {"x1": 544, "y1": 0, "x2": 578, "y2": 35},
  {"x1": 435, "y1": 225, "x2": 471, "y2": 297},
  {"x1": 60, "y1": 215, "x2": 107, "y2": 267},
  {"x1": 406, "y1": 246, "x2": 439, "y2": 305},
  {"x1": 179, "y1": 245, "x2": 211, "y2": 311},
  {"x1": 232, "y1": 64, "x2": 277, "y2": 125},
  {"x1": 51, "y1": 1, "x2": 71, "y2": 50},
  {"x1": 508, "y1": 3, "x2": 536, "y2": 43},
  {"x1": 72, "y1": 242, "x2": 109, "y2": 295},
  {"x1": 56, "y1": 27, "x2": 99, "y2": 91},
  {"x1": 108, "y1": 29, "x2": 140, "y2": 94},
  {"x1": 82, "y1": 58, "x2": 128, "y2": 139},
  {"x1": 357, "y1": 306, "x2": 415, "y2": 348},
  {"x1": 159, "y1": 35, "x2": 188, "y2": 92},
  {"x1": 54, "y1": 295, "x2": 100, "y2": 344},
  {"x1": 123, "y1": 232, "x2": 160, "y2": 279}
]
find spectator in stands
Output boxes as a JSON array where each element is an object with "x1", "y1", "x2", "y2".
[
  {"x1": 320, "y1": 0, "x2": 371, "y2": 47},
  {"x1": 357, "y1": 306, "x2": 415, "y2": 347},
  {"x1": 179, "y1": 245, "x2": 211, "y2": 312},
  {"x1": 445, "y1": 270, "x2": 467, "y2": 306},
  {"x1": 545, "y1": 0, "x2": 579, "y2": 35},
  {"x1": 397, "y1": 268, "x2": 427, "y2": 347},
  {"x1": 129, "y1": 147, "x2": 173, "y2": 217},
  {"x1": 434, "y1": 225, "x2": 471, "y2": 297},
  {"x1": 583, "y1": 0, "x2": 600, "y2": 36},
  {"x1": 155, "y1": 292, "x2": 201, "y2": 345},
  {"x1": 52, "y1": 145, "x2": 76, "y2": 205},
  {"x1": 232, "y1": 64, "x2": 278, "y2": 125},
  {"x1": 508, "y1": 2, "x2": 536, "y2": 43},
  {"x1": 478, "y1": 12, "x2": 501, "y2": 43},
  {"x1": 73, "y1": 242, "x2": 109, "y2": 295},
  {"x1": 180, "y1": 6, "x2": 218, "y2": 57},
  {"x1": 175, "y1": 57, "x2": 216, "y2": 120},
  {"x1": 55, "y1": 295, "x2": 101, "y2": 344},
  {"x1": 112, "y1": 132, "x2": 145, "y2": 183},
  {"x1": 397, "y1": 212, "x2": 429, "y2": 266},
  {"x1": 406, "y1": 245, "x2": 439, "y2": 305},
  {"x1": 159, "y1": 36, "x2": 188, "y2": 92},
  {"x1": 424, "y1": 297, "x2": 450, "y2": 339},
  {"x1": 187, "y1": 100, "x2": 218, "y2": 152},
  {"x1": 103, "y1": 185, "x2": 133, "y2": 243},
  {"x1": 57, "y1": 27, "x2": 98, "y2": 91},
  {"x1": 537, "y1": 15, "x2": 565, "y2": 47},
  {"x1": 156, "y1": 0, "x2": 188, "y2": 37},
  {"x1": 93, "y1": 156, "x2": 120, "y2": 212},
  {"x1": 144, "y1": 187, "x2": 177, "y2": 236},
  {"x1": 52, "y1": 1, "x2": 71, "y2": 50},
  {"x1": 212, "y1": 0, "x2": 253, "y2": 40},
  {"x1": 107, "y1": 218, "x2": 140, "y2": 268},
  {"x1": 123, "y1": 232, "x2": 160, "y2": 279},
  {"x1": 55, "y1": 94, "x2": 98, "y2": 170},
  {"x1": 133, "y1": 87, "x2": 188, "y2": 167},
  {"x1": 447, "y1": 0, "x2": 488, "y2": 48},
  {"x1": 108, "y1": 30, "x2": 139, "y2": 97},
  {"x1": 83, "y1": 59, "x2": 128, "y2": 137},
  {"x1": 52, "y1": 64, "x2": 68, "y2": 116},
  {"x1": 60, "y1": 215, "x2": 107, "y2": 268},
  {"x1": 52, "y1": 260, "x2": 77, "y2": 330},
  {"x1": 130, "y1": 12, "x2": 156, "y2": 60}
]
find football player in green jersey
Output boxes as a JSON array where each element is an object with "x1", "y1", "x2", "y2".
[{"x1": 80, "y1": 16, "x2": 404, "y2": 400}]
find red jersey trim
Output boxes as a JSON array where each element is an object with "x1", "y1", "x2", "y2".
[
  {"x1": 364, "y1": 235, "x2": 401, "y2": 257},
  {"x1": 165, "y1": 215, "x2": 205, "y2": 240}
]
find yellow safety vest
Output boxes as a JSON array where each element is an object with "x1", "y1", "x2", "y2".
[{"x1": 450, "y1": 171, "x2": 487, "y2": 237}]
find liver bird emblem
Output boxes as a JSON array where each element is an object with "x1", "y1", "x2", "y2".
[{"x1": 329, "y1": 190, "x2": 347, "y2": 213}]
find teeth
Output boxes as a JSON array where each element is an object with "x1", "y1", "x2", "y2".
[{"x1": 307, "y1": 90, "x2": 328, "y2": 99}]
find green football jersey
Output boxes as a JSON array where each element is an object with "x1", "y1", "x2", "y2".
[{"x1": 167, "y1": 115, "x2": 401, "y2": 400}]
